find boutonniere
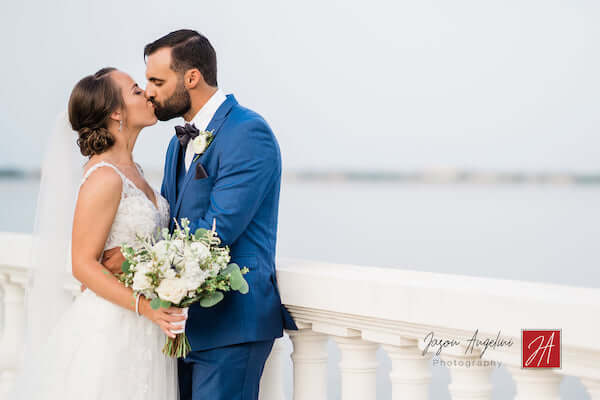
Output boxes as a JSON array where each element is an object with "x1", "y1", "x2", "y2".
[
  {"x1": 191, "y1": 129, "x2": 214, "y2": 180},
  {"x1": 191, "y1": 129, "x2": 214, "y2": 163}
]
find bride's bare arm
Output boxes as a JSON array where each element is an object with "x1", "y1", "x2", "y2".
[{"x1": 71, "y1": 167, "x2": 184, "y2": 338}]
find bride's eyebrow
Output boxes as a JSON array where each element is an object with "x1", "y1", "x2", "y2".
[{"x1": 131, "y1": 83, "x2": 140, "y2": 92}]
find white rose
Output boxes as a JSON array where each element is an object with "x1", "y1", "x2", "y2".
[
  {"x1": 192, "y1": 135, "x2": 208, "y2": 154},
  {"x1": 132, "y1": 270, "x2": 153, "y2": 291},
  {"x1": 156, "y1": 278, "x2": 188, "y2": 305},
  {"x1": 216, "y1": 254, "x2": 230, "y2": 267},
  {"x1": 183, "y1": 260, "x2": 201, "y2": 275},
  {"x1": 183, "y1": 269, "x2": 210, "y2": 291},
  {"x1": 135, "y1": 261, "x2": 153, "y2": 274},
  {"x1": 163, "y1": 268, "x2": 177, "y2": 279},
  {"x1": 172, "y1": 239, "x2": 185, "y2": 251},
  {"x1": 208, "y1": 263, "x2": 221, "y2": 277},
  {"x1": 152, "y1": 241, "x2": 172, "y2": 261},
  {"x1": 190, "y1": 242, "x2": 211, "y2": 263},
  {"x1": 181, "y1": 260, "x2": 207, "y2": 290}
]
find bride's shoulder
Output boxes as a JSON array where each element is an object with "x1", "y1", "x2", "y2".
[
  {"x1": 75, "y1": 163, "x2": 123, "y2": 220},
  {"x1": 79, "y1": 161, "x2": 123, "y2": 200}
]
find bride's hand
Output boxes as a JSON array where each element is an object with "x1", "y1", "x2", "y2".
[{"x1": 139, "y1": 298, "x2": 187, "y2": 338}]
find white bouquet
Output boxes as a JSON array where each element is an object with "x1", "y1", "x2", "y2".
[{"x1": 119, "y1": 218, "x2": 249, "y2": 358}]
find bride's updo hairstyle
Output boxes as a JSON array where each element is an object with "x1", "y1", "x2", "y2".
[{"x1": 68, "y1": 67, "x2": 123, "y2": 157}]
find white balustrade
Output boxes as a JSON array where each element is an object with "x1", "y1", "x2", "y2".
[
  {"x1": 0, "y1": 272, "x2": 26, "y2": 396},
  {"x1": 382, "y1": 338, "x2": 431, "y2": 400},
  {"x1": 442, "y1": 347, "x2": 493, "y2": 400},
  {"x1": 0, "y1": 233, "x2": 30, "y2": 397},
  {"x1": 1, "y1": 233, "x2": 600, "y2": 399},
  {"x1": 333, "y1": 335, "x2": 379, "y2": 400},
  {"x1": 508, "y1": 367, "x2": 561, "y2": 400},
  {"x1": 288, "y1": 325, "x2": 328, "y2": 400},
  {"x1": 260, "y1": 336, "x2": 290, "y2": 400}
]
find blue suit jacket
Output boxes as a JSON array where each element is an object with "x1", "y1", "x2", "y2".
[{"x1": 161, "y1": 94, "x2": 297, "y2": 351}]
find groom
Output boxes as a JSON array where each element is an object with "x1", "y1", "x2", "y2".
[{"x1": 143, "y1": 30, "x2": 298, "y2": 400}]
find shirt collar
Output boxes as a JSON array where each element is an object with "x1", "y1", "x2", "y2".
[{"x1": 189, "y1": 88, "x2": 227, "y2": 131}]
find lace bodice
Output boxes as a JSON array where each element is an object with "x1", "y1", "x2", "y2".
[{"x1": 79, "y1": 161, "x2": 170, "y2": 251}]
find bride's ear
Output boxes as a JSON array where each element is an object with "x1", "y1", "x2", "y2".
[
  {"x1": 184, "y1": 69, "x2": 202, "y2": 89},
  {"x1": 110, "y1": 109, "x2": 123, "y2": 124}
]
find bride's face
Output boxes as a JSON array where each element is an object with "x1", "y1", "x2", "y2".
[{"x1": 110, "y1": 70, "x2": 158, "y2": 130}]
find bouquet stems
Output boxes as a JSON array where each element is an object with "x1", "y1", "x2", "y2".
[{"x1": 163, "y1": 333, "x2": 191, "y2": 358}]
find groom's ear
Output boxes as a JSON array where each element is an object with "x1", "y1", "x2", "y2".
[{"x1": 183, "y1": 69, "x2": 203, "y2": 90}]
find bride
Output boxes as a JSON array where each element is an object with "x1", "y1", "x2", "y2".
[{"x1": 11, "y1": 67, "x2": 182, "y2": 399}]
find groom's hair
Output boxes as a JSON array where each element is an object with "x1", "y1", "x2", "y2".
[{"x1": 144, "y1": 30, "x2": 217, "y2": 87}]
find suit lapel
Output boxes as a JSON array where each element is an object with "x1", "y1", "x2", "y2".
[
  {"x1": 172, "y1": 94, "x2": 238, "y2": 219},
  {"x1": 169, "y1": 139, "x2": 182, "y2": 204},
  {"x1": 167, "y1": 139, "x2": 183, "y2": 230}
]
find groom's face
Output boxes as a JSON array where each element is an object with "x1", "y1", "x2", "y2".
[{"x1": 145, "y1": 47, "x2": 191, "y2": 121}]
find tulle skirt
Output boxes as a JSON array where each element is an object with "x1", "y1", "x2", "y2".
[{"x1": 12, "y1": 290, "x2": 178, "y2": 400}]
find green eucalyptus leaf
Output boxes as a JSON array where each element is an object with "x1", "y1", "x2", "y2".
[
  {"x1": 221, "y1": 263, "x2": 240, "y2": 276},
  {"x1": 199, "y1": 291, "x2": 224, "y2": 308},
  {"x1": 121, "y1": 260, "x2": 131, "y2": 273},
  {"x1": 229, "y1": 269, "x2": 243, "y2": 291},
  {"x1": 238, "y1": 278, "x2": 249, "y2": 294},
  {"x1": 194, "y1": 228, "x2": 208, "y2": 239},
  {"x1": 150, "y1": 297, "x2": 161, "y2": 310},
  {"x1": 160, "y1": 299, "x2": 171, "y2": 309}
]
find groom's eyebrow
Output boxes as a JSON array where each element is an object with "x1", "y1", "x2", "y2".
[{"x1": 148, "y1": 77, "x2": 165, "y2": 83}]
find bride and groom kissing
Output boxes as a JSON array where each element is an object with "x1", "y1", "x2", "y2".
[{"x1": 14, "y1": 29, "x2": 297, "y2": 400}]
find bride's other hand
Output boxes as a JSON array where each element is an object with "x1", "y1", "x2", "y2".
[
  {"x1": 102, "y1": 247, "x2": 125, "y2": 275},
  {"x1": 139, "y1": 299, "x2": 187, "y2": 339}
]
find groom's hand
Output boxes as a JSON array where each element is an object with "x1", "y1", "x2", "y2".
[
  {"x1": 102, "y1": 247, "x2": 126, "y2": 274},
  {"x1": 80, "y1": 247, "x2": 125, "y2": 292}
]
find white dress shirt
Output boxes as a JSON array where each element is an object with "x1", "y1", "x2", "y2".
[{"x1": 185, "y1": 88, "x2": 227, "y2": 171}]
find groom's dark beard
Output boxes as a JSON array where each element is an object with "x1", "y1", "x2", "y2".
[{"x1": 152, "y1": 79, "x2": 191, "y2": 121}]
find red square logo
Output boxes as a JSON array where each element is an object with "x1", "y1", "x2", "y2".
[{"x1": 521, "y1": 329, "x2": 561, "y2": 368}]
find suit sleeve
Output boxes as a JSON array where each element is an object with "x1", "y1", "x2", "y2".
[{"x1": 190, "y1": 119, "x2": 280, "y2": 245}]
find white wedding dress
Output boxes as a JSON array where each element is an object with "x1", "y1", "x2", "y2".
[{"x1": 16, "y1": 161, "x2": 178, "y2": 400}]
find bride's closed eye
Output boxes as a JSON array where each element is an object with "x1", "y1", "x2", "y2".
[{"x1": 131, "y1": 83, "x2": 144, "y2": 96}]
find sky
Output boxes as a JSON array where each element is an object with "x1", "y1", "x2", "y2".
[{"x1": 1, "y1": 0, "x2": 599, "y2": 172}]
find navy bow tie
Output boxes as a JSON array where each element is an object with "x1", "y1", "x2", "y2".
[{"x1": 175, "y1": 123, "x2": 200, "y2": 147}]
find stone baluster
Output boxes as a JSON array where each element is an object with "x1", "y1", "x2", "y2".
[
  {"x1": 333, "y1": 334, "x2": 379, "y2": 400},
  {"x1": 288, "y1": 326, "x2": 328, "y2": 400},
  {"x1": 0, "y1": 271, "x2": 26, "y2": 397},
  {"x1": 259, "y1": 336, "x2": 289, "y2": 400},
  {"x1": 381, "y1": 338, "x2": 432, "y2": 400},
  {"x1": 441, "y1": 346, "x2": 493, "y2": 400},
  {"x1": 508, "y1": 367, "x2": 561, "y2": 400}
]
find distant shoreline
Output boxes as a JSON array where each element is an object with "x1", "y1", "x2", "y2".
[{"x1": 2, "y1": 167, "x2": 599, "y2": 185}]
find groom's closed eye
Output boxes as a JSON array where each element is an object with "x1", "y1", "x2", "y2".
[{"x1": 148, "y1": 77, "x2": 165, "y2": 87}]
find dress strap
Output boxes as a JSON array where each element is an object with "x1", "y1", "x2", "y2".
[
  {"x1": 80, "y1": 161, "x2": 126, "y2": 190},
  {"x1": 134, "y1": 162, "x2": 144, "y2": 176}
]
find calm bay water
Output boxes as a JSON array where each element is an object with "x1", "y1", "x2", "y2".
[
  {"x1": 2, "y1": 178, "x2": 599, "y2": 288},
  {"x1": 0, "y1": 178, "x2": 597, "y2": 398}
]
